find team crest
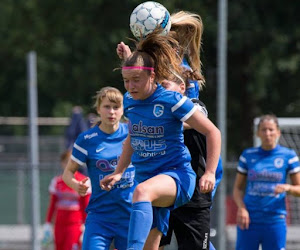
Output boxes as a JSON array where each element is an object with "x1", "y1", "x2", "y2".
[
  {"x1": 153, "y1": 104, "x2": 164, "y2": 117},
  {"x1": 274, "y1": 158, "x2": 284, "y2": 168}
]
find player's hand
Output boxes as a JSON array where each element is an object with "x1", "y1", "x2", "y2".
[
  {"x1": 77, "y1": 177, "x2": 90, "y2": 196},
  {"x1": 116, "y1": 42, "x2": 132, "y2": 60},
  {"x1": 236, "y1": 207, "x2": 250, "y2": 230},
  {"x1": 100, "y1": 173, "x2": 122, "y2": 191},
  {"x1": 199, "y1": 171, "x2": 215, "y2": 193},
  {"x1": 274, "y1": 183, "x2": 290, "y2": 194}
]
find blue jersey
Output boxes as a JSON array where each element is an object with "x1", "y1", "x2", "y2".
[
  {"x1": 124, "y1": 84, "x2": 197, "y2": 183},
  {"x1": 71, "y1": 123, "x2": 136, "y2": 223},
  {"x1": 237, "y1": 145, "x2": 300, "y2": 223},
  {"x1": 182, "y1": 58, "x2": 200, "y2": 99}
]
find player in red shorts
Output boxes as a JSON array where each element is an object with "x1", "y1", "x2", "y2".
[{"x1": 43, "y1": 150, "x2": 91, "y2": 250}]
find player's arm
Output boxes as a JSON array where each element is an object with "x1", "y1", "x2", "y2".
[
  {"x1": 45, "y1": 194, "x2": 57, "y2": 223},
  {"x1": 233, "y1": 172, "x2": 250, "y2": 230},
  {"x1": 185, "y1": 110, "x2": 221, "y2": 192},
  {"x1": 100, "y1": 135, "x2": 133, "y2": 191},
  {"x1": 275, "y1": 172, "x2": 300, "y2": 197},
  {"x1": 184, "y1": 101, "x2": 208, "y2": 130},
  {"x1": 62, "y1": 159, "x2": 89, "y2": 196}
]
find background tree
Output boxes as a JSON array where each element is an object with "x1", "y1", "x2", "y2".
[{"x1": 0, "y1": 0, "x2": 299, "y2": 159}]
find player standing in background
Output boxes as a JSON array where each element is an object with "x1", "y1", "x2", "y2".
[
  {"x1": 159, "y1": 73, "x2": 222, "y2": 250},
  {"x1": 101, "y1": 30, "x2": 221, "y2": 250},
  {"x1": 63, "y1": 87, "x2": 137, "y2": 250},
  {"x1": 43, "y1": 150, "x2": 90, "y2": 250},
  {"x1": 233, "y1": 114, "x2": 300, "y2": 250},
  {"x1": 65, "y1": 106, "x2": 89, "y2": 150}
]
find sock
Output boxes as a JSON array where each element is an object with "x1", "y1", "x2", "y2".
[
  {"x1": 127, "y1": 201, "x2": 153, "y2": 250},
  {"x1": 210, "y1": 241, "x2": 216, "y2": 250}
]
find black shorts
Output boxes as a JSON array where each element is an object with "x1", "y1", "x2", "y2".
[{"x1": 160, "y1": 206, "x2": 211, "y2": 250}]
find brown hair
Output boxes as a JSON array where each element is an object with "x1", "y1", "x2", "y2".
[
  {"x1": 257, "y1": 114, "x2": 279, "y2": 130},
  {"x1": 91, "y1": 87, "x2": 123, "y2": 126},
  {"x1": 122, "y1": 28, "x2": 182, "y2": 83}
]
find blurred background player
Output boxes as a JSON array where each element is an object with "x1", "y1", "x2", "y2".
[
  {"x1": 65, "y1": 106, "x2": 89, "y2": 150},
  {"x1": 63, "y1": 87, "x2": 137, "y2": 250},
  {"x1": 233, "y1": 114, "x2": 300, "y2": 250},
  {"x1": 65, "y1": 105, "x2": 90, "y2": 176},
  {"x1": 42, "y1": 150, "x2": 90, "y2": 250},
  {"x1": 159, "y1": 72, "x2": 222, "y2": 250}
]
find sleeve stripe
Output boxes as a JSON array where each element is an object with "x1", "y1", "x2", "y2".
[
  {"x1": 74, "y1": 143, "x2": 88, "y2": 155},
  {"x1": 289, "y1": 156, "x2": 299, "y2": 164},
  {"x1": 71, "y1": 155, "x2": 87, "y2": 167},
  {"x1": 181, "y1": 105, "x2": 197, "y2": 122},
  {"x1": 239, "y1": 155, "x2": 247, "y2": 163},
  {"x1": 288, "y1": 166, "x2": 300, "y2": 175},
  {"x1": 237, "y1": 166, "x2": 247, "y2": 174},
  {"x1": 171, "y1": 96, "x2": 188, "y2": 112}
]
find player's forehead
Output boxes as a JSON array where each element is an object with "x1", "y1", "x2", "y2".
[
  {"x1": 258, "y1": 120, "x2": 278, "y2": 130},
  {"x1": 122, "y1": 69, "x2": 148, "y2": 79}
]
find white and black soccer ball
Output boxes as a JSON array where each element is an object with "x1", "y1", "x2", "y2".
[{"x1": 129, "y1": 1, "x2": 171, "y2": 39}]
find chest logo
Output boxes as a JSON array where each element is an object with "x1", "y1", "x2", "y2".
[
  {"x1": 153, "y1": 104, "x2": 164, "y2": 117},
  {"x1": 274, "y1": 158, "x2": 284, "y2": 168}
]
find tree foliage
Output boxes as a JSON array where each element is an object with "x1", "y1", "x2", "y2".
[{"x1": 0, "y1": 0, "x2": 299, "y2": 159}]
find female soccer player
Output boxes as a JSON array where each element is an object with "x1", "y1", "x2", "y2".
[
  {"x1": 233, "y1": 114, "x2": 300, "y2": 250},
  {"x1": 63, "y1": 87, "x2": 137, "y2": 250},
  {"x1": 101, "y1": 30, "x2": 221, "y2": 250},
  {"x1": 43, "y1": 150, "x2": 90, "y2": 250},
  {"x1": 159, "y1": 73, "x2": 223, "y2": 250}
]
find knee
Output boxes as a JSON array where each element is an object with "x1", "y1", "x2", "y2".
[{"x1": 133, "y1": 183, "x2": 151, "y2": 202}]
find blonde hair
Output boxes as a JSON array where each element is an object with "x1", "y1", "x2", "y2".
[
  {"x1": 170, "y1": 11, "x2": 205, "y2": 87},
  {"x1": 93, "y1": 86, "x2": 123, "y2": 110},
  {"x1": 123, "y1": 28, "x2": 182, "y2": 83}
]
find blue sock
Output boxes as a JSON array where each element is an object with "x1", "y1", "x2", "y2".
[
  {"x1": 127, "y1": 201, "x2": 153, "y2": 250},
  {"x1": 210, "y1": 241, "x2": 216, "y2": 250}
]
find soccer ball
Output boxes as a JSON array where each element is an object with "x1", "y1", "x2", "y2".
[{"x1": 130, "y1": 1, "x2": 171, "y2": 39}]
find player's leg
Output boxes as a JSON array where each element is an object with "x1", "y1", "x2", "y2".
[
  {"x1": 261, "y1": 220, "x2": 286, "y2": 250},
  {"x1": 159, "y1": 212, "x2": 175, "y2": 249},
  {"x1": 54, "y1": 223, "x2": 65, "y2": 250},
  {"x1": 82, "y1": 217, "x2": 114, "y2": 250},
  {"x1": 64, "y1": 223, "x2": 82, "y2": 250},
  {"x1": 172, "y1": 206, "x2": 210, "y2": 250},
  {"x1": 144, "y1": 228, "x2": 163, "y2": 250},
  {"x1": 236, "y1": 224, "x2": 261, "y2": 250},
  {"x1": 113, "y1": 221, "x2": 131, "y2": 250},
  {"x1": 127, "y1": 174, "x2": 177, "y2": 250}
]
